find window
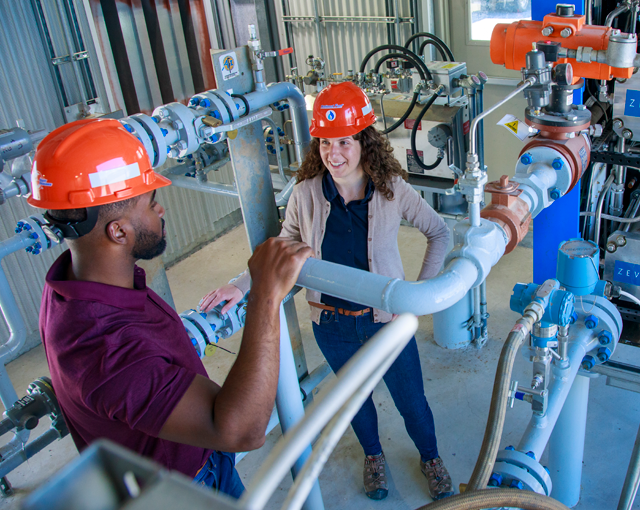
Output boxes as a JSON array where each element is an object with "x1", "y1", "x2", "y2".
[{"x1": 469, "y1": 0, "x2": 531, "y2": 41}]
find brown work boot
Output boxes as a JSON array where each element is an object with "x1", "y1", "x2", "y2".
[
  {"x1": 363, "y1": 452, "x2": 388, "y2": 500},
  {"x1": 420, "y1": 457, "x2": 454, "y2": 500}
]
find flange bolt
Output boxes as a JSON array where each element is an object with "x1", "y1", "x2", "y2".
[
  {"x1": 585, "y1": 315, "x2": 599, "y2": 329},
  {"x1": 569, "y1": 311, "x2": 578, "y2": 324},
  {"x1": 123, "y1": 124, "x2": 134, "y2": 133},
  {"x1": 510, "y1": 480, "x2": 524, "y2": 490},
  {"x1": 598, "y1": 331, "x2": 612, "y2": 345},
  {"x1": 505, "y1": 445, "x2": 515, "y2": 451},
  {"x1": 520, "y1": 153, "x2": 533, "y2": 165},
  {"x1": 526, "y1": 451, "x2": 536, "y2": 460},
  {"x1": 200, "y1": 99, "x2": 211, "y2": 108},
  {"x1": 552, "y1": 158, "x2": 563, "y2": 170},
  {"x1": 550, "y1": 188, "x2": 561, "y2": 200},
  {"x1": 189, "y1": 97, "x2": 200, "y2": 107},
  {"x1": 581, "y1": 355, "x2": 596, "y2": 370},
  {"x1": 489, "y1": 473, "x2": 503, "y2": 487},
  {"x1": 597, "y1": 347, "x2": 612, "y2": 363}
]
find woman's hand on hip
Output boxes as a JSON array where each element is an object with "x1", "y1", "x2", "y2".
[{"x1": 199, "y1": 284, "x2": 244, "y2": 314}]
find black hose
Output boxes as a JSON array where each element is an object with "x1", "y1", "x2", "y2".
[
  {"x1": 372, "y1": 53, "x2": 424, "y2": 135},
  {"x1": 413, "y1": 488, "x2": 569, "y2": 510},
  {"x1": 410, "y1": 92, "x2": 442, "y2": 170},
  {"x1": 360, "y1": 44, "x2": 432, "y2": 81},
  {"x1": 373, "y1": 52, "x2": 426, "y2": 80},
  {"x1": 404, "y1": 32, "x2": 454, "y2": 61},
  {"x1": 419, "y1": 40, "x2": 447, "y2": 61}
]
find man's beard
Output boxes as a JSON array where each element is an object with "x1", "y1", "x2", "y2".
[{"x1": 132, "y1": 218, "x2": 167, "y2": 260}]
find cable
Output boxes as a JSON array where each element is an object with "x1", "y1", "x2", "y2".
[
  {"x1": 586, "y1": 80, "x2": 610, "y2": 123},
  {"x1": 581, "y1": 209, "x2": 640, "y2": 223},
  {"x1": 404, "y1": 32, "x2": 454, "y2": 61},
  {"x1": 410, "y1": 92, "x2": 442, "y2": 170},
  {"x1": 620, "y1": 290, "x2": 640, "y2": 307},
  {"x1": 360, "y1": 44, "x2": 432, "y2": 81},
  {"x1": 419, "y1": 40, "x2": 447, "y2": 61},
  {"x1": 379, "y1": 94, "x2": 389, "y2": 136}
]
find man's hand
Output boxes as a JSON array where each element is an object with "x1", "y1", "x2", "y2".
[
  {"x1": 199, "y1": 284, "x2": 244, "y2": 314},
  {"x1": 248, "y1": 238, "x2": 313, "y2": 305}
]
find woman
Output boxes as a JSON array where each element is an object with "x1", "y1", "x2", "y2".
[{"x1": 200, "y1": 81, "x2": 452, "y2": 501}]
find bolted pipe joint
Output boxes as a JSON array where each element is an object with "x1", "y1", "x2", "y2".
[{"x1": 446, "y1": 219, "x2": 508, "y2": 288}]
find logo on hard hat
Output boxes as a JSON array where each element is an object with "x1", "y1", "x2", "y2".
[
  {"x1": 223, "y1": 56, "x2": 235, "y2": 72},
  {"x1": 321, "y1": 104, "x2": 344, "y2": 109},
  {"x1": 38, "y1": 178, "x2": 53, "y2": 188},
  {"x1": 326, "y1": 110, "x2": 336, "y2": 121}
]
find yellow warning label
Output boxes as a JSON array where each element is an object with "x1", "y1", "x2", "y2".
[
  {"x1": 505, "y1": 120, "x2": 519, "y2": 134},
  {"x1": 442, "y1": 63, "x2": 458, "y2": 69}
]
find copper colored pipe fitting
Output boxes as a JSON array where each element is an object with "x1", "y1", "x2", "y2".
[{"x1": 481, "y1": 175, "x2": 532, "y2": 254}]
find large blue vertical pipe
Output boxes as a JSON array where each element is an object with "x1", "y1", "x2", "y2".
[
  {"x1": 532, "y1": 0, "x2": 584, "y2": 284},
  {"x1": 547, "y1": 374, "x2": 591, "y2": 508}
]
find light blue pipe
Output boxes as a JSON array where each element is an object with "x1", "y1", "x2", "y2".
[
  {"x1": 547, "y1": 374, "x2": 590, "y2": 508},
  {"x1": 297, "y1": 257, "x2": 479, "y2": 316},
  {"x1": 433, "y1": 292, "x2": 473, "y2": 349},
  {"x1": 276, "y1": 305, "x2": 324, "y2": 510}
]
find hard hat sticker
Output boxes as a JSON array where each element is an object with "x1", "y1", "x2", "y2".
[
  {"x1": 320, "y1": 104, "x2": 344, "y2": 109},
  {"x1": 219, "y1": 51, "x2": 239, "y2": 81},
  {"x1": 326, "y1": 110, "x2": 336, "y2": 121},
  {"x1": 362, "y1": 103, "x2": 372, "y2": 116},
  {"x1": 89, "y1": 162, "x2": 141, "y2": 188}
]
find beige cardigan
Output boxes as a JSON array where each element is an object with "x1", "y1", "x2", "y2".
[{"x1": 233, "y1": 173, "x2": 450, "y2": 323}]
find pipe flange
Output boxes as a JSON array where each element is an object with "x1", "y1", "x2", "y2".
[
  {"x1": 180, "y1": 314, "x2": 208, "y2": 358},
  {"x1": 494, "y1": 450, "x2": 552, "y2": 495},
  {"x1": 572, "y1": 295, "x2": 623, "y2": 367},
  {"x1": 182, "y1": 309, "x2": 218, "y2": 346},
  {"x1": 211, "y1": 90, "x2": 241, "y2": 123},
  {"x1": 152, "y1": 103, "x2": 199, "y2": 158},
  {"x1": 130, "y1": 114, "x2": 167, "y2": 168},
  {"x1": 196, "y1": 92, "x2": 233, "y2": 125},
  {"x1": 515, "y1": 146, "x2": 572, "y2": 196},
  {"x1": 120, "y1": 117, "x2": 156, "y2": 167}
]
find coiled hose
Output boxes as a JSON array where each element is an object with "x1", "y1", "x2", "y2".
[
  {"x1": 360, "y1": 44, "x2": 433, "y2": 81},
  {"x1": 414, "y1": 488, "x2": 569, "y2": 510},
  {"x1": 410, "y1": 91, "x2": 442, "y2": 170},
  {"x1": 419, "y1": 40, "x2": 448, "y2": 61},
  {"x1": 373, "y1": 52, "x2": 426, "y2": 134},
  {"x1": 404, "y1": 32, "x2": 455, "y2": 62},
  {"x1": 466, "y1": 308, "x2": 540, "y2": 491}
]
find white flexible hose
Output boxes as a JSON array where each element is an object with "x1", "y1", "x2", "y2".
[{"x1": 620, "y1": 290, "x2": 640, "y2": 307}]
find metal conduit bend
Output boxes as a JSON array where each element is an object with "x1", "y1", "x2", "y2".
[
  {"x1": 413, "y1": 488, "x2": 569, "y2": 510},
  {"x1": 466, "y1": 308, "x2": 541, "y2": 491}
]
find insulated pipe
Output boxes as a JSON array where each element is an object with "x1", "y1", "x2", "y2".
[
  {"x1": 296, "y1": 257, "x2": 479, "y2": 316},
  {"x1": 467, "y1": 307, "x2": 542, "y2": 491},
  {"x1": 244, "y1": 82, "x2": 311, "y2": 163},
  {"x1": 517, "y1": 334, "x2": 600, "y2": 459},
  {"x1": 273, "y1": 305, "x2": 324, "y2": 510},
  {"x1": 164, "y1": 173, "x2": 239, "y2": 198}
]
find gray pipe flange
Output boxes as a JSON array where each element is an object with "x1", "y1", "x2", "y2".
[
  {"x1": 195, "y1": 92, "x2": 233, "y2": 125},
  {"x1": 119, "y1": 117, "x2": 156, "y2": 167},
  {"x1": 210, "y1": 90, "x2": 241, "y2": 122},
  {"x1": 152, "y1": 102, "x2": 199, "y2": 159},
  {"x1": 130, "y1": 113, "x2": 168, "y2": 168},
  {"x1": 493, "y1": 449, "x2": 553, "y2": 495}
]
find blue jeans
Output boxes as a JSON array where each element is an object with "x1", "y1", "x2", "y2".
[
  {"x1": 193, "y1": 451, "x2": 245, "y2": 499},
  {"x1": 313, "y1": 310, "x2": 439, "y2": 461}
]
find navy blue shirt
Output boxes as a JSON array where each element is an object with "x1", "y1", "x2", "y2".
[{"x1": 320, "y1": 171, "x2": 375, "y2": 311}]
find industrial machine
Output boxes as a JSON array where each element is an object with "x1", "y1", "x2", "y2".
[{"x1": 2, "y1": 1, "x2": 640, "y2": 509}]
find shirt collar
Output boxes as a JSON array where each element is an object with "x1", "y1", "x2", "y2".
[
  {"x1": 45, "y1": 250, "x2": 149, "y2": 311},
  {"x1": 322, "y1": 171, "x2": 375, "y2": 204}
]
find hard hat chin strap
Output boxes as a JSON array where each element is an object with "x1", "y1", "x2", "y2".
[{"x1": 43, "y1": 207, "x2": 100, "y2": 240}]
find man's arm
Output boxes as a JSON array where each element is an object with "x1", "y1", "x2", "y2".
[{"x1": 158, "y1": 237, "x2": 313, "y2": 452}]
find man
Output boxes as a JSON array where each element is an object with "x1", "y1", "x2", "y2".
[{"x1": 28, "y1": 118, "x2": 312, "y2": 498}]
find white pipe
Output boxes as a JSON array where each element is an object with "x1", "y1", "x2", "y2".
[
  {"x1": 242, "y1": 315, "x2": 418, "y2": 510},
  {"x1": 296, "y1": 257, "x2": 479, "y2": 316},
  {"x1": 517, "y1": 333, "x2": 600, "y2": 459},
  {"x1": 165, "y1": 173, "x2": 239, "y2": 198}
]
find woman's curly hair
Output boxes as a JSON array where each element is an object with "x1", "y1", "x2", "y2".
[{"x1": 296, "y1": 126, "x2": 408, "y2": 200}]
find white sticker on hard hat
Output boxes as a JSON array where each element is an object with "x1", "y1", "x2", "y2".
[
  {"x1": 326, "y1": 110, "x2": 336, "y2": 121},
  {"x1": 89, "y1": 162, "x2": 141, "y2": 188},
  {"x1": 362, "y1": 103, "x2": 372, "y2": 116}
]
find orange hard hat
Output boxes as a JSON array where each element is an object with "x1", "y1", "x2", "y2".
[
  {"x1": 309, "y1": 82, "x2": 377, "y2": 138},
  {"x1": 28, "y1": 118, "x2": 170, "y2": 210}
]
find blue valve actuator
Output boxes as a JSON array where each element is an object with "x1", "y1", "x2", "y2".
[{"x1": 510, "y1": 282, "x2": 575, "y2": 326}]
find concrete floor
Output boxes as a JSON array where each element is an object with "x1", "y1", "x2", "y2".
[{"x1": 1, "y1": 223, "x2": 640, "y2": 509}]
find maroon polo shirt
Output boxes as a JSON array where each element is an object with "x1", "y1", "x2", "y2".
[{"x1": 40, "y1": 250, "x2": 211, "y2": 477}]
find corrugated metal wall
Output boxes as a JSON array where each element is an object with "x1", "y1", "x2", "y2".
[
  {"x1": 0, "y1": 0, "x2": 240, "y2": 362},
  {"x1": 276, "y1": 0, "x2": 415, "y2": 79}
]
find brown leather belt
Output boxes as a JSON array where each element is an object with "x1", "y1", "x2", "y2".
[{"x1": 309, "y1": 302, "x2": 372, "y2": 316}]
